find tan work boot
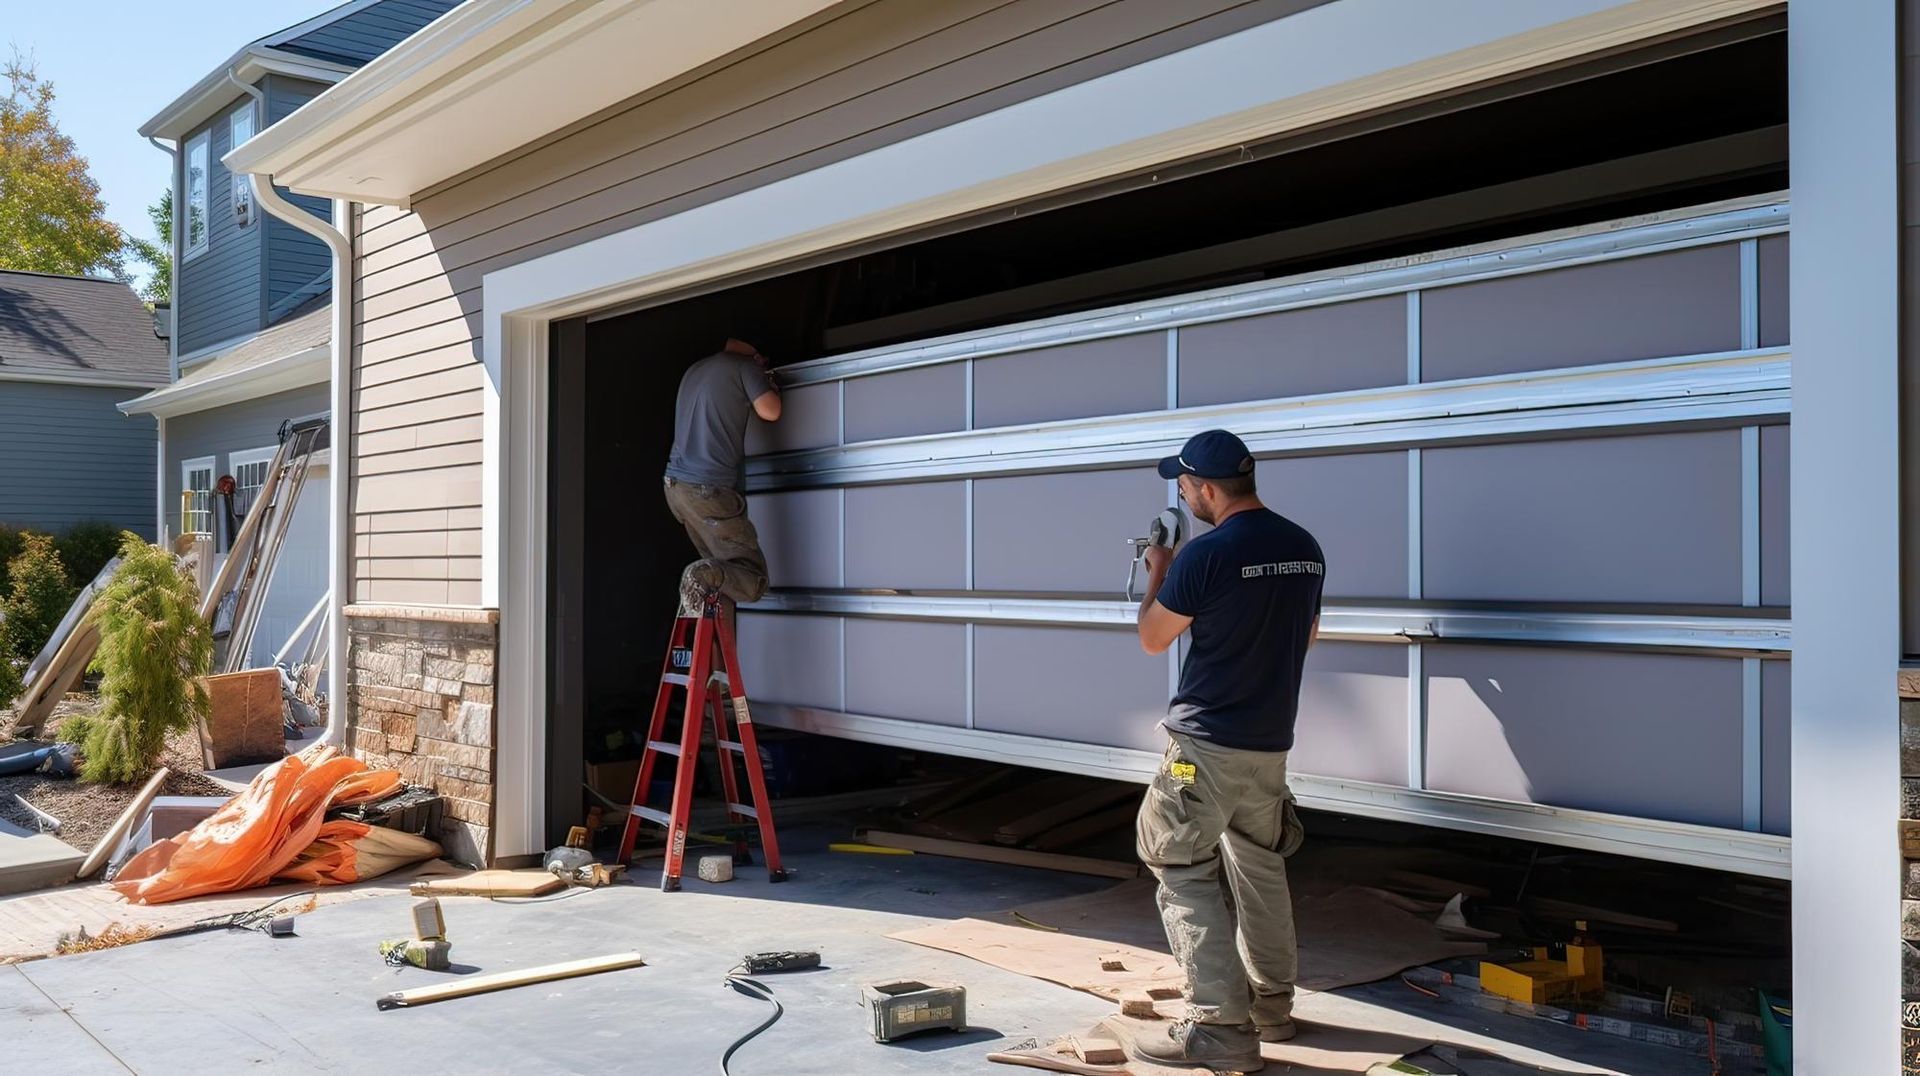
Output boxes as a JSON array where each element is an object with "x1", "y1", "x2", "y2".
[
  {"x1": 678, "y1": 561, "x2": 726, "y2": 613},
  {"x1": 1255, "y1": 1019, "x2": 1295, "y2": 1043},
  {"x1": 1130, "y1": 1019, "x2": 1265, "y2": 1072}
]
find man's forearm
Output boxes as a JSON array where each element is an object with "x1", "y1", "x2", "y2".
[{"x1": 1135, "y1": 564, "x2": 1168, "y2": 626}]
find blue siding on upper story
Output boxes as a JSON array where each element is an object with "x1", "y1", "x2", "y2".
[
  {"x1": 264, "y1": 77, "x2": 333, "y2": 322},
  {"x1": 275, "y1": 0, "x2": 459, "y2": 66},
  {"x1": 0, "y1": 382, "x2": 156, "y2": 538},
  {"x1": 175, "y1": 92, "x2": 264, "y2": 357}
]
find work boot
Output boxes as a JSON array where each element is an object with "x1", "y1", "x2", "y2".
[
  {"x1": 1254, "y1": 1020, "x2": 1295, "y2": 1043},
  {"x1": 679, "y1": 561, "x2": 726, "y2": 612},
  {"x1": 1130, "y1": 1019, "x2": 1265, "y2": 1072}
]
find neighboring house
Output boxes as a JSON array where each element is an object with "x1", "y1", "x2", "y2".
[
  {"x1": 120, "y1": 0, "x2": 458, "y2": 669},
  {"x1": 221, "y1": 2, "x2": 1908, "y2": 1060},
  {"x1": 0, "y1": 271, "x2": 167, "y2": 537}
]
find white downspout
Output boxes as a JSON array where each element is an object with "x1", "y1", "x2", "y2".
[{"x1": 248, "y1": 173, "x2": 351, "y2": 750}]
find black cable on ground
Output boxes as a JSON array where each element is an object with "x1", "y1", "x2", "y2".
[{"x1": 719, "y1": 969, "x2": 784, "y2": 1076}]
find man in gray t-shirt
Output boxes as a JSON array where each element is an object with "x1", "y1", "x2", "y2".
[{"x1": 664, "y1": 338, "x2": 783, "y2": 610}]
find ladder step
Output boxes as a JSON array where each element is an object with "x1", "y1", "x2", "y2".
[
  {"x1": 661, "y1": 671, "x2": 730, "y2": 688},
  {"x1": 630, "y1": 805, "x2": 673, "y2": 827},
  {"x1": 725, "y1": 803, "x2": 759, "y2": 819},
  {"x1": 718, "y1": 739, "x2": 745, "y2": 754},
  {"x1": 646, "y1": 740, "x2": 681, "y2": 756}
]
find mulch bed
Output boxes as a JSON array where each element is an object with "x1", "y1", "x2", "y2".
[{"x1": 0, "y1": 695, "x2": 237, "y2": 854}]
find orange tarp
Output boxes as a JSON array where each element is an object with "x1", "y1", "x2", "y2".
[{"x1": 112, "y1": 745, "x2": 440, "y2": 905}]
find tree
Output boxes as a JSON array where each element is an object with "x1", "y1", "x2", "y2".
[
  {"x1": 66, "y1": 534, "x2": 209, "y2": 784},
  {"x1": 124, "y1": 189, "x2": 171, "y2": 304},
  {"x1": 0, "y1": 56, "x2": 122, "y2": 278},
  {"x1": 0, "y1": 533, "x2": 72, "y2": 665}
]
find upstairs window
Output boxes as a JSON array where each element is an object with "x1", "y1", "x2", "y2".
[
  {"x1": 229, "y1": 106, "x2": 255, "y2": 228},
  {"x1": 184, "y1": 130, "x2": 209, "y2": 258}
]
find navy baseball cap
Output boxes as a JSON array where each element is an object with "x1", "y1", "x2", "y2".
[{"x1": 1157, "y1": 429, "x2": 1255, "y2": 480}]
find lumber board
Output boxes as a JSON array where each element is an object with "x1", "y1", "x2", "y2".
[
  {"x1": 14, "y1": 622, "x2": 101, "y2": 736},
  {"x1": 375, "y1": 951, "x2": 645, "y2": 1009},
  {"x1": 1027, "y1": 803, "x2": 1137, "y2": 853},
  {"x1": 76, "y1": 767, "x2": 169, "y2": 880},
  {"x1": 1522, "y1": 895, "x2": 1678, "y2": 933},
  {"x1": 995, "y1": 782, "x2": 1140, "y2": 845},
  {"x1": 22, "y1": 557, "x2": 116, "y2": 692},
  {"x1": 862, "y1": 831, "x2": 1140, "y2": 880},
  {"x1": 410, "y1": 869, "x2": 566, "y2": 898},
  {"x1": 1068, "y1": 1035, "x2": 1125, "y2": 1064}
]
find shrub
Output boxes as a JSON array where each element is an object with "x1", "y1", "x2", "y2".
[
  {"x1": 56, "y1": 521, "x2": 121, "y2": 588},
  {"x1": 69, "y1": 534, "x2": 210, "y2": 784},
  {"x1": 0, "y1": 533, "x2": 73, "y2": 665},
  {"x1": 0, "y1": 648, "x2": 19, "y2": 713},
  {"x1": 0, "y1": 523, "x2": 26, "y2": 595}
]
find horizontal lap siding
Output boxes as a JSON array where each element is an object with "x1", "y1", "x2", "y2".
[
  {"x1": 350, "y1": 0, "x2": 1304, "y2": 604},
  {"x1": 0, "y1": 383, "x2": 155, "y2": 537}
]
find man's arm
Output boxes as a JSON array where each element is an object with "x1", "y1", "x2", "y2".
[
  {"x1": 752, "y1": 389, "x2": 782, "y2": 422},
  {"x1": 1136, "y1": 545, "x2": 1193, "y2": 655}
]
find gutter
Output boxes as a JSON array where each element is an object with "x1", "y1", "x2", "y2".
[{"x1": 247, "y1": 172, "x2": 351, "y2": 751}]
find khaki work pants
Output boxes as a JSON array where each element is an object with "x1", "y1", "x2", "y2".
[
  {"x1": 1135, "y1": 730, "x2": 1302, "y2": 1028},
  {"x1": 663, "y1": 478, "x2": 770, "y2": 608}
]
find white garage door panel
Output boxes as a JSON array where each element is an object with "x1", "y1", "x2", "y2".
[
  {"x1": 973, "y1": 468, "x2": 1164, "y2": 593},
  {"x1": 745, "y1": 381, "x2": 840, "y2": 456},
  {"x1": 973, "y1": 625, "x2": 1166, "y2": 751},
  {"x1": 749, "y1": 488, "x2": 841, "y2": 588},
  {"x1": 1761, "y1": 424, "x2": 1790, "y2": 606},
  {"x1": 1761, "y1": 660, "x2": 1790, "y2": 837},
  {"x1": 844, "y1": 363, "x2": 966, "y2": 442},
  {"x1": 845, "y1": 619, "x2": 967, "y2": 727},
  {"x1": 735, "y1": 613, "x2": 840, "y2": 709},
  {"x1": 1178, "y1": 295, "x2": 1406, "y2": 406},
  {"x1": 1422, "y1": 430, "x2": 1743, "y2": 604},
  {"x1": 1424, "y1": 646, "x2": 1744, "y2": 829},
  {"x1": 1259, "y1": 453, "x2": 1406, "y2": 599},
  {"x1": 973, "y1": 333, "x2": 1165, "y2": 429},
  {"x1": 248, "y1": 470, "x2": 329, "y2": 669},
  {"x1": 1289, "y1": 641, "x2": 1408, "y2": 786},
  {"x1": 845, "y1": 481, "x2": 966, "y2": 590}
]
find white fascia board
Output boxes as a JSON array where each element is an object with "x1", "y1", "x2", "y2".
[
  {"x1": 0, "y1": 368, "x2": 167, "y2": 390},
  {"x1": 223, "y1": 0, "x2": 843, "y2": 205},
  {"x1": 117, "y1": 344, "x2": 328, "y2": 418},
  {"x1": 140, "y1": 47, "x2": 353, "y2": 142}
]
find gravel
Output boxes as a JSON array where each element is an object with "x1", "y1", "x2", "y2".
[{"x1": 0, "y1": 696, "x2": 239, "y2": 853}]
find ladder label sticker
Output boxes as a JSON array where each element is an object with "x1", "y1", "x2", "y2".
[{"x1": 732, "y1": 698, "x2": 752, "y2": 725}]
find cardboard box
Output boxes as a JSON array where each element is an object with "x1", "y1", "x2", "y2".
[{"x1": 202, "y1": 668, "x2": 286, "y2": 768}]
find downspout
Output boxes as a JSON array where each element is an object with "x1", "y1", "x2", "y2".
[
  {"x1": 248, "y1": 172, "x2": 351, "y2": 750},
  {"x1": 146, "y1": 135, "x2": 179, "y2": 542}
]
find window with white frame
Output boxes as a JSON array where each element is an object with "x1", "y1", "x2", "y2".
[
  {"x1": 181, "y1": 457, "x2": 215, "y2": 536},
  {"x1": 184, "y1": 130, "x2": 209, "y2": 258},
  {"x1": 229, "y1": 106, "x2": 255, "y2": 228},
  {"x1": 228, "y1": 445, "x2": 277, "y2": 520}
]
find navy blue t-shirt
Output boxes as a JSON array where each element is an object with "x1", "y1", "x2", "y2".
[{"x1": 1156, "y1": 508, "x2": 1324, "y2": 751}]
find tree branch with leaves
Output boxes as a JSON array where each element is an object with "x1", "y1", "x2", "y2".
[{"x1": 0, "y1": 55, "x2": 122, "y2": 278}]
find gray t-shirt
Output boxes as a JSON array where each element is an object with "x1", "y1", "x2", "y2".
[{"x1": 664, "y1": 350, "x2": 772, "y2": 489}]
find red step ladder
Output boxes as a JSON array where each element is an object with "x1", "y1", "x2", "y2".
[{"x1": 617, "y1": 596, "x2": 787, "y2": 890}]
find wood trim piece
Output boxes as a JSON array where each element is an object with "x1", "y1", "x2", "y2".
[
  {"x1": 344, "y1": 603, "x2": 500, "y2": 624},
  {"x1": 861, "y1": 829, "x2": 1142, "y2": 879}
]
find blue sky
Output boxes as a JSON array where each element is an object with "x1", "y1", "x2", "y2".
[{"x1": 9, "y1": 1, "x2": 326, "y2": 285}]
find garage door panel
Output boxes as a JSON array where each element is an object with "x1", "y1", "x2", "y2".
[
  {"x1": 974, "y1": 334, "x2": 1164, "y2": 429},
  {"x1": 1289, "y1": 642, "x2": 1407, "y2": 786},
  {"x1": 1258, "y1": 453, "x2": 1406, "y2": 599},
  {"x1": 845, "y1": 620, "x2": 966, "y2": 727},
  {"x1": 973, "y1": 468, "x2": 1164, "y2": 592},
  {"x1": 845, "y1": 363, "x2": 966, "y2": 442},
  {"x1": 1424, "y1": 646, "x2": 1743, "y2": 829},
  {"x1": 1758, "y1": 235, "x2": 1789, "y2": 348},
  {"x1": 746, "y1": 381, "x2": 839, "y2": 455},
  {"x1": 846, "y1": 481, "x2": 966, "y2": 590},
  {"x1": 1420, "y1": 245, "x2": 1741, "y2": 381},
  {"x1": 1422, "y1": 431, "x2": 1743, "y2": 604},
  {"x1": 973, "y1": 624, "x2": 1167, "y2": 751},
  {"x1": 1178, "y1": 296, "x2": 1405, "y2": 406},
  {"x1": 748, "y1": 488, "x2": 841, "y2": 588},
  {"x1": 1761, "y1": 424, "x2": 1790, "y2": 606},
  {"x1": 1761, "y1": 660, "x2": 1789, "y2": 836},
  {"x1": 735, "y1": 613, "x2": 840, "y2": 710}
]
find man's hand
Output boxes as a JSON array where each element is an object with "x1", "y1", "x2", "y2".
[
  {"x1": 1143, "y1": 543, "x2": 1174, "y2": 576},
  {"x1": 1135, "y1": 541, "x2": 1189, "y2": 654}
]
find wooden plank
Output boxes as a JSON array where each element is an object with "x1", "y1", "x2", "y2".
[
  {"x1": 410, "y1": 869, "x2": 567, "y2": 898},
  {"x1": 76, "y1": 768, "x2": 169, "y2": 881},
  {"x1": 1027, "y1": 803, "x2": 1136, "y2": 853},
  {"x1": 1068, "y1": 1035, "x2": 1125, "y2": 1065},
  {"x1": 861, "y1": 830, "x2": 1139, "y2": 880},
  {"x1": 995, "y1": 782, "x2": 1139, "y2": 845},
  {"x1": 375, "y1": 950, "x2": 646, "y2": 1009},
  {"x1": 1522, "y1": 895, "x2": 1679, "y2": 933},
  {"x1": 13, "y1": 622, "x2": 102, "y2": 737}
]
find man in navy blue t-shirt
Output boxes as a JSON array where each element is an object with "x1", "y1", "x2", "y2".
[{"x1": 1131, "y1": 428, "x2": 1323, "y2": 1071}]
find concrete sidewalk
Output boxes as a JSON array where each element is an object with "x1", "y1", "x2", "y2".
[{"x1": 0, "y1": 830, "x2": 1723, "y2": 1074}]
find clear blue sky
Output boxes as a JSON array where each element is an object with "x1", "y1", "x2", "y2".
[{"x1": 9, "y1": 2, "x2": 328, "y2": 285}]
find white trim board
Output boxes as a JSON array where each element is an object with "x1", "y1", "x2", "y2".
[
  {"x1": 756, "y1": 703, "x2": 1790, "y2": 879},
  {"x1": 119, "y1": 344, "x2": 328, "y2": 418},
  {"x1": 480, "y1": 0, "x2": 1782, "y2": 861}
]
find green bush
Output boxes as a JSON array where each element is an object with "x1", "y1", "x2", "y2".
[
  {"x1": 69, "y1": 534, "x2": 209, "y2": 784},
  {"x1": 55, "y1": 521, "x2": 121, "y2": 588},
  {"x1": 0, "y1": 524, "x2": 25, "y2": 596},
  {"x1": 0, "y1": 647, "x2": 19, "y2": 713},
  {"x1": 0, "y1": 533, "x2": 73, "y2": 665}
]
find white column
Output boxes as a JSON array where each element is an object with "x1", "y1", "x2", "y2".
[{"x1": 1789, "y1": 3, "x2": 1901, "y2": 1070}]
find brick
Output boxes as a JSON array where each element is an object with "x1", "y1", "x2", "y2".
[
  {"x1": 352, "y1": 727, "x2": 387, "y2": 754},
  {"x1": 463, "y1": 683, "x2": 494, "y2": 706},
  {"x1": 436, "y1": 762, "x2": 490, "y2": 785},
  {"x1": 404, "y1": 648, "x2": 424, "y2": 676},
  {"x1": 1906, "y1": 901, "x2": 1920, "y2": 943},
  {"x1": 417, "y1": 738, "x2": 492, "y2": 773},
  {"x1": 356, "y1": 651, "x2": 404, "y2": 682},
  {"x1": 1907, "y1": 779, "x2": 1920, "y2": 821},
  {"x1": 1906, "y1": 700, "x2": 1920, "y2": 777},
  {"x1": 434, "y1": 773, "x2": 493, "y2": 804},
  {"x1": 423, "y1": 676, "x2": 464, "y2": 697},
  {"x1": 466, "y1": 647, "x2": 495, "y2": 668},
  {"x1": 1907, "y1": 860, "x2": 1920, "y2": 900},
  {"x1": 442, "y1": 796, "x2": 492, "y2": 826},
  {"x1": 1906, "y1": 941, "x2": 1920, "y2": 1001},
  {"x1": 387, "y1": 728, "x2": 417, "y2": 754},
  {"x1": 464, "y1": 662, "x2": 494, "y2": 686},
  {"x1": 399, "y1": 754, "x2": 436, "y2": 787},
  {"x1": 435, "y1": 819, "x2": 489, "y2": 867},
  {"x1": 457, "y1": 701, "x2": 493, "y2": 746},
  {"x1": 424, "y1": 656, "x2": 467, "y2": 681}
]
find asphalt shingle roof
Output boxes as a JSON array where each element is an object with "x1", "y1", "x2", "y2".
[{"x1": 0, "y1": 271, "x2": 168, "y2": 380}]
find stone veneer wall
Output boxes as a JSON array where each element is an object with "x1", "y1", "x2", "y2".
[
  {"x1": 344, "y1": 604, "x2": 499, "y2": 867},
  {"x1": 1901, "y1": 671, "x2": 1920, "y2": 1070}
]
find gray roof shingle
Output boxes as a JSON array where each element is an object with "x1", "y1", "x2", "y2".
[{"x1": 0, "y1": 271, "x2": 168, "y2": 380}]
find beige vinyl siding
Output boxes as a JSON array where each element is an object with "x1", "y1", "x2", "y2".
[{"x1": 348, "y1": 0, "x2": 1319, "y2": 604}]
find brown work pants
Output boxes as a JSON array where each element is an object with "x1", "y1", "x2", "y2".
[
  {"x1": 1136, "y1": 731, "x2": 1302, "y2": 1029},
  {"x1": 663, "y1": 477, "x2": 770, "y2": 608}
]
